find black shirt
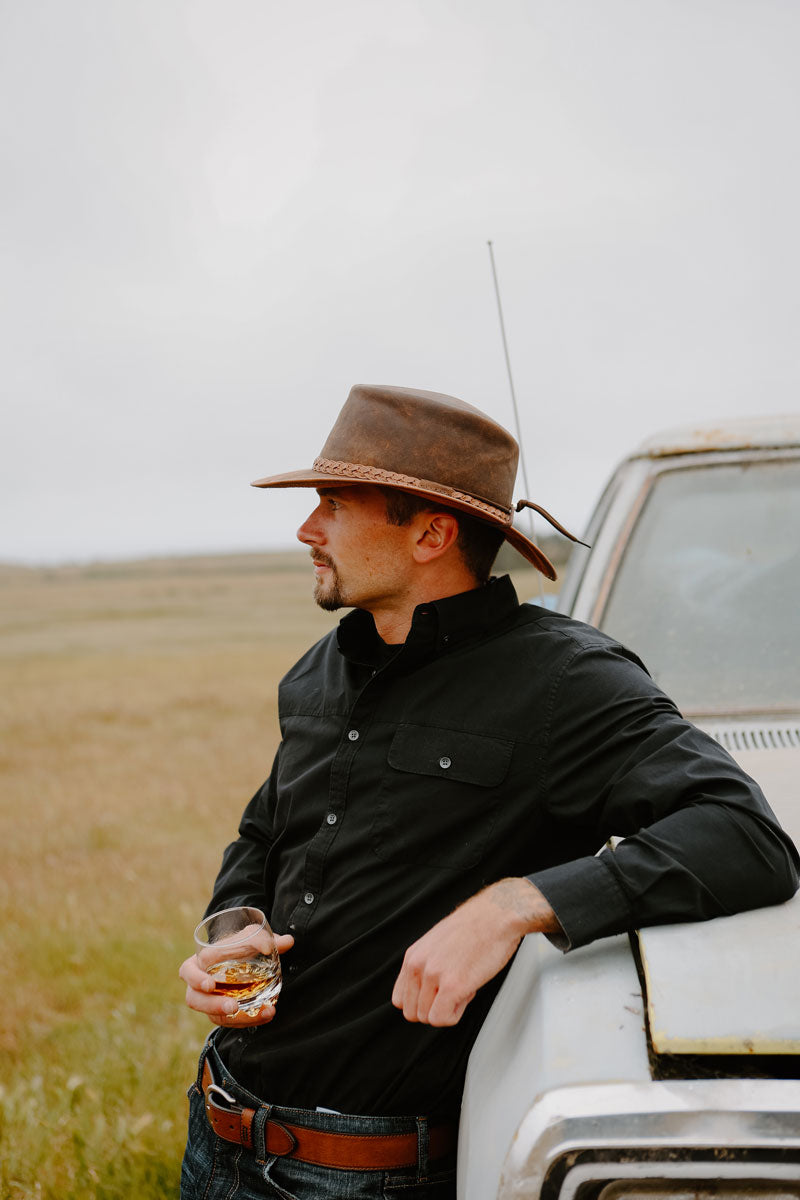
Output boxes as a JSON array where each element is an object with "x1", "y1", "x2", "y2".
[{"x1": 209, "y1": 575, "x2": 798, "y2": 1118}]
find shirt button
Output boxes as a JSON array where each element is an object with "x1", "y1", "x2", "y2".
[
  {"x1": 439, "y1": 756, "x2": 452, "y2": 769},
  {"x1": 304, "y1": 892, "x2": 314, "y2": 905},
  {"x1": 348, "y1": 729, "x2": 359, "y2": 741},
  {"x1": 326, "y1": 812, "x2": 337, "y2": 825}
]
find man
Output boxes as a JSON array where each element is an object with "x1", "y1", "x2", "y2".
[{"x1": 179, "y1": 384, "x2": 798, "y2": 1200}]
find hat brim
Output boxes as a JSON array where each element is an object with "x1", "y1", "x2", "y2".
[
  {"x1": 503, "y1": 523, "x2": 557, "y2": 581},
  {"x1": 251, "y1": 468, "x2": 557, "y2": 581},
  {"x1": 251, "y1": 467, "x2": 357, "y2": 489}
]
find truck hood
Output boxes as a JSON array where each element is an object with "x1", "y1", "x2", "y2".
[{"x1": 638, "y1": 741, "x2": 800, "y2": 1055}]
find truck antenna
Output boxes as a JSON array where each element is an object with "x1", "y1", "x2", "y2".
[{"x1": 487, "y1": 239, "x2": 545, "y2": 602}]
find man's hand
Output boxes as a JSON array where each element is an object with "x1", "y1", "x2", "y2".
[
  {"x1": 391, "y1": 879, "x2": 561, "y2": 1027},
  {"x1": 179, "y1": 933, "x2": 295, "y2": 1029}
]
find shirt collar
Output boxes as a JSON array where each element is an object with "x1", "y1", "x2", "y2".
[{"x1": 336, "y1": 574, "x2": 520, "y2": 665}]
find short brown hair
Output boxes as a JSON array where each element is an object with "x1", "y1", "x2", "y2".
[{"x1": 380, "y1": 488, "x2": 504, "y2": 582}]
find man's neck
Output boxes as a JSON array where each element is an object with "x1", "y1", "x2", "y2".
[{"x1": 370, "y1": 576, "x2": 481, "y2": 644}]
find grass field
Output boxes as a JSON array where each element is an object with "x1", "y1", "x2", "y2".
[{"x1": 0, "y1": 550, "x2": 547, "y2": 1198}]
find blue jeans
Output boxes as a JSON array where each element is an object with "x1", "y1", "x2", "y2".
[{"x1": 181, "y1": 1035, "x2": 457, "y2": 1199}]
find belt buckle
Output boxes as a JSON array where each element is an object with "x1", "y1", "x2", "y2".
[
  {"x1": 205, "y1": 1081, "x2": 242, "y2": 1119},
  {"x1": 205, "y1": 1073, "x2": 297, "y2": 1158}
]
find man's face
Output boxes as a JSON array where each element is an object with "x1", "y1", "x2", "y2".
[{"x1": 296, "y1": 485, "x2": 415, "y2": 614}]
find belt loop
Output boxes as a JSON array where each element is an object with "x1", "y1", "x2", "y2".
[
  {"x1": 195, "y1": 1030, "x2": 215, "y2": 1090},
  {"x1": 415, "y1": 1116, "x2": 429, "y2": 1182},
  {"x1": 251, "y1": 1101, "x2": 273, "y2": 1163}
]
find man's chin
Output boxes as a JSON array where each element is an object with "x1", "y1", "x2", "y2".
[
  {"x1": 315, "y1": 593, "x2": 344, "y2": 612},
  {"x1": 313, "y1": 581, "x2": 346, "y2": 612}
]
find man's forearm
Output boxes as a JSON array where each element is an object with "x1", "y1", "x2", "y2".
[{"x1": 486, "y1": 876, "x2": 564, "y2": 936}]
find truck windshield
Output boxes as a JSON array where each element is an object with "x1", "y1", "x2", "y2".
[{"x1": 600, "y1": 457, "x2": 800, "y2": 714}]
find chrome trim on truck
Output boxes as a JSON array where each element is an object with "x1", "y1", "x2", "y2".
[{"x1": 500, "y1": 1080, "x2": 800, "y2": 1200}]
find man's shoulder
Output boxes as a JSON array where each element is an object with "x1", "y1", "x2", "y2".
[
  {"x1": 281, "y1": 627, "x2": 340, "y2": 683},
  {"x1": 507, "y1": 602, "x2": 640, "y2": 658},
  {"x1": 493, "y1": 603, "x2": 654, "y2": 692},
  {"x1": 275, "y1": 628, "x2": 344, "y2": 720}
]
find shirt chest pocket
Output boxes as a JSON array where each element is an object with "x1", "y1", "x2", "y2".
[{"x1": 370, "y1": 725, "x2": 514, "y2": 870}]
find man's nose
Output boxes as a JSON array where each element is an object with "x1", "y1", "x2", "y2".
[{"x1": 297, "y1": 507, "x2": 323, "y2": 547}]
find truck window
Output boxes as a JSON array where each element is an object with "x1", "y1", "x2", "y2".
[{"x1": 599, "y1": 457, "x2": 800, "y2": 714}]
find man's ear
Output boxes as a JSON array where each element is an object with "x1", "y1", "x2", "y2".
[{"x1": 411, "y1": 512, "x2": 460, "y2": 564}]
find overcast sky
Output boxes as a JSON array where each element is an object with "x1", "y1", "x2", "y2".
[{"x1": 3, "y1": 0, "x2": 798, "y2": 563}]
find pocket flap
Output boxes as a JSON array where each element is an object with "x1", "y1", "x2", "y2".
[{"x1": 387, "y1": 725, "x2": 513, "y2": 787}]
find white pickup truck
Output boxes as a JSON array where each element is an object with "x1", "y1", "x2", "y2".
[{"x1": 459, "y1": 415, "x2": 800, "y2": 1200}]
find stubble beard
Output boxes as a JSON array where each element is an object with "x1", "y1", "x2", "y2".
[{"x1": 311, "y1": 551, "x2": 348, "y2": 611}]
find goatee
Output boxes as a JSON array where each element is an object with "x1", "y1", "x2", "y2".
[{"x1": 311, "y1": 551, "x2": 346, "y2": 611}]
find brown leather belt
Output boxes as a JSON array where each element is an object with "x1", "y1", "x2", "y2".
[{"x1": 201, "y1": 1059, "x2": 457, "y2": 1171}]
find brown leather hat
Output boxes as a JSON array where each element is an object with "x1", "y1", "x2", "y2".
[{"x1": 252, "y1": 384, "x2": 579, "y2": 580}]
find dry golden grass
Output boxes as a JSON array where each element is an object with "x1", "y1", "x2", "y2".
[{"x1": 0, "y1": 551, "x2": 544, "y2": 1198}]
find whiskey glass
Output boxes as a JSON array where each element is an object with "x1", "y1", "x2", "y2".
[{"x1": 194, "y1": 905, "x2": 282, "y2": 1016}]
